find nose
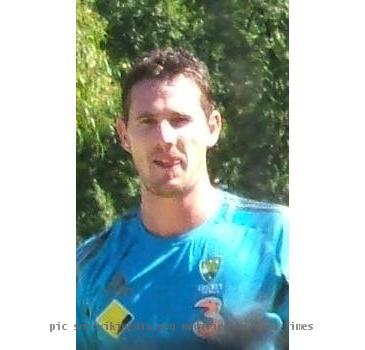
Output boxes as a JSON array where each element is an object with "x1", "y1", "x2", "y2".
[{"x1": 157, "y1": 119, "x2": 177, "y2": 145}]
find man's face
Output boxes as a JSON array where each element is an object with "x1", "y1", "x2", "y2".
[{"x1": 117, "y1": 74, "x2": 221, "y2": 197}]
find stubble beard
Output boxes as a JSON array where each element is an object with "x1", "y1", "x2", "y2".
[
  {"x1": 139, "y1": 163, "x2": 205, "y2": 199},
  {"x1": 136, "y1": 154, "x2": 209, "y2": 199},
  {"x1": 141, "y1": 175, "x2": 195, "y2": 199}
]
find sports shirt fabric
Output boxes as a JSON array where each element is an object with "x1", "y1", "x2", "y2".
[{"x1": 76, "y1": 190, "x2": 289, "y2": 350}]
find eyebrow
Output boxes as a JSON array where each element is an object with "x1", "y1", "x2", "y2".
[
  {"x1": 136, "y1": 112, "x2": 155, "y2": 120},
  {"x1": 136, "y1": 111, "x2": 191, "y2": 120}
]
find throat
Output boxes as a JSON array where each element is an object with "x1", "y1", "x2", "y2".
[{"x1": 140, "y1": 186, "x2": 221, "y2": 237}]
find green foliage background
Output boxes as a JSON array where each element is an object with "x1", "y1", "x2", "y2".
[{"x1": 76, "y1": 0, "x2": 288, "y2": 241}]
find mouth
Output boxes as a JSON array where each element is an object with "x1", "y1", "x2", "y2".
[{"x1": 153, "y1": 159, "x2": 182, "y2": 169}]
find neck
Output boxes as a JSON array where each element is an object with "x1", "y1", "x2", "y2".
[{"x1": 140, "y1": 179, "x2": 221, "y2": 237}]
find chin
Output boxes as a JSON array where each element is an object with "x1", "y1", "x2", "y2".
[{"x1": 145, "y1": 181, "x2": 192, "y2": 198}]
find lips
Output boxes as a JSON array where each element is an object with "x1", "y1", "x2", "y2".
[{"x1": 153, "y1": 156, "x2": 182, "y2": 169}]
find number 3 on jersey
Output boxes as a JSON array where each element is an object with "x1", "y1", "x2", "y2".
[{"x1": 193, "y1": 297, "x2": 224, "y2": 338}]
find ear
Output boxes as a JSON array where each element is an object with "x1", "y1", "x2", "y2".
[
  {"x1": 116, "y1": 117, "x2": 131, "y2": 153},
  {"x1": 206, "y1": 110, "x2": 222, "y2": 148}
]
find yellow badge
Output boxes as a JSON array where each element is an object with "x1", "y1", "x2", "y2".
[{"x1": 96, "y1": 299, "x2": 134, "y2": 338}]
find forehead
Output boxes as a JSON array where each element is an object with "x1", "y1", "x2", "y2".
[{"x1": 129, "y1": 75, "x2": 203, "y2": 117}]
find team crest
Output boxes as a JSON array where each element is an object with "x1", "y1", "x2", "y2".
[
  {"x1": 199, "y1": 257, "x2": 222, "y2": 282},
  {"x1": 96, "y1": 299, "x2": 134, "y2": 338}
]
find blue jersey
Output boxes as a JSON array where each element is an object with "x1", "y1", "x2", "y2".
[{"x1": 76, "y1": 191, "x2": 288, "y2": 350}]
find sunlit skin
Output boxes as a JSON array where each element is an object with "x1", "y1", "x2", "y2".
[{"x1": 117, "y1": 74, "x2": 222, "y2": 236}]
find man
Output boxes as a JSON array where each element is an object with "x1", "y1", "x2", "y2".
[{"x1": 77, "y1": 48, "x2": 288, "y2": 350}]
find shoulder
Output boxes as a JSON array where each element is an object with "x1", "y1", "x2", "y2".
[
  {"x1": 223, "y1": 191, "x2": 289, "y2": 280},
  {"x1": 223, "y1": 191, "x2": 287, "y2": 215},
  {"x1": 76, "y1": 209, "x2": 138, "y2": 268},
  {"x1": 221, "y1": 191, "x2": 288, "y2": 228},
  {"x1": 221, "y1": 191, "x2": 289, "y2": 277},
  {"x1": 76, "y1": 228, "x2": 112, "y2": 268}
]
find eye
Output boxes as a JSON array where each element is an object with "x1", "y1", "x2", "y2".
[
  {"x1": 139, "y1": 118, "x2": 155, "y2": 125},
  {"x1": 170, "y1": 116, "x2": 190, "y2": 126}
]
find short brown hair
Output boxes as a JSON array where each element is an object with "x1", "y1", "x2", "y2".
[{"x1": 122, "y1": 48, "x2": 215, "y2": 119}]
